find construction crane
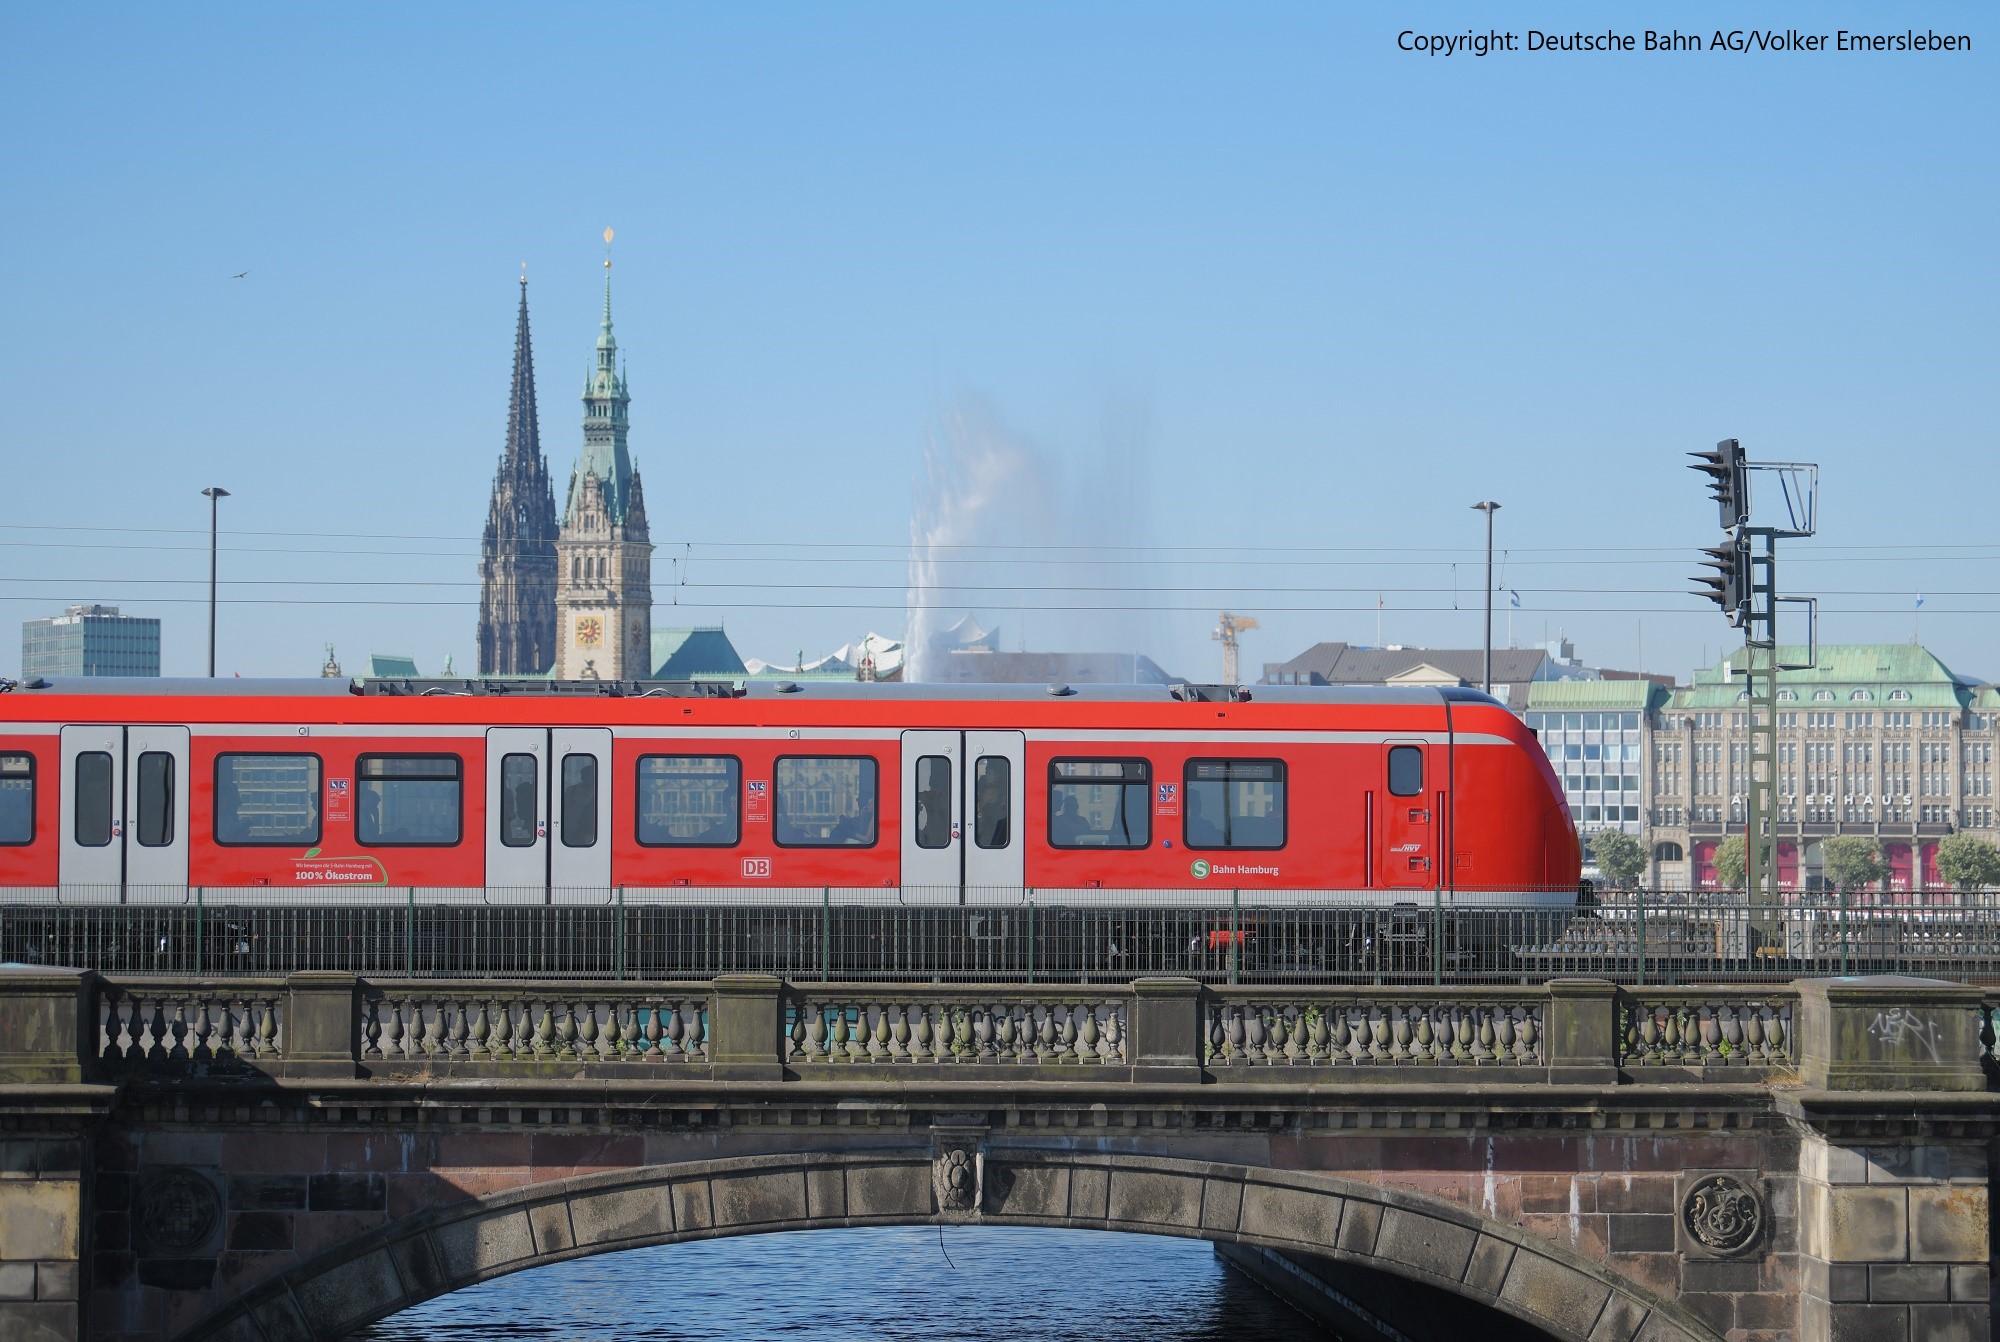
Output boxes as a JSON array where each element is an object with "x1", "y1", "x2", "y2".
[{"x1": 1212, "y1": 612, "x2": 1259, "y2": 685}]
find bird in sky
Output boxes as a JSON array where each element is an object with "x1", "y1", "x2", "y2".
[{"x1": 230, "y1": 270, "x2": 250, "y2": 279}]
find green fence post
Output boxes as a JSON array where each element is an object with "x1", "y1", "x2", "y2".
[
  {"x1": 1839, "y1": 883, "x2": 1850, "y2": 977},
  {"x1": 1027, "y1": 897, "x2": 1037, "y2": 986},
  {"x1": 193, "y1": 886, "x2": 204, "y2": 976},
  {"x1": 405, "y1": 887, "x2": 415, "y2": 980},
  {"x1": 820, "y1": 886, "x2": 830, "y2": 984},
  {"x1": 1229, "y1": 888, "x2": 1241, "y2": 987},
  {"x1": 1433, "y1": 884, "x2": 1444, "y2": 987},
  {"x1": 1635, "y1": 889, "x2": 1646, "y2": 987},
  {"x1": 615, "y1": 885, "x2": 626, "y2": 982}
]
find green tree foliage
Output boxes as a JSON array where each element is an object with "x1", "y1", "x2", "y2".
[
  {"x1": 1589, "y1": 830, "x2": 1648, "y2": 887},
  {"x1": 1934, "y1": 833, "x2": 2000, "y2": 890},
  {"x1": 1713, "y1": 834, "x2": 1746, "y2": 889},
  {"x1": 1821, "y1": 835, "x2": 1886, "y2": 891}
]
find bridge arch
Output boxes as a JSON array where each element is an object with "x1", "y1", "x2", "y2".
[{"x1": 178, "y1": 1149, "x2": 1721, "y2": 1342}]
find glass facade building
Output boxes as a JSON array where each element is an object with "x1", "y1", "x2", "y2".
[
  {"x1": 1523, "y1": 707, "x2": 1649, "y2": 834},
  {"x1": 20, "y1": 604, "x2": 161, "y2": 678}
]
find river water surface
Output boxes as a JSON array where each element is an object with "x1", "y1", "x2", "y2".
[{"x1": 354, "y1": 1226, "x2": 1333, "y2": 1341}]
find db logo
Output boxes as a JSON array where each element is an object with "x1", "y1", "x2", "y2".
[{"x1": 741, "y1": 858, "x2": 772, "y2": 879}]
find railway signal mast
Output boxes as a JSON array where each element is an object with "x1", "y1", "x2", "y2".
[{"x1": 1689, "y1": 439, "x2": 1818, "y2": 922}]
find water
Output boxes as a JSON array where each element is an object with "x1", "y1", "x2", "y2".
[{"x1": 355, "y1": 1226, "x2": 1331, "y2": 1341}]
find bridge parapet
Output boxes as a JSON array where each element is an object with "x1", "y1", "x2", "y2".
[{"x1": 4, "y1": 967, "x2": 1999, "y2": 1342}]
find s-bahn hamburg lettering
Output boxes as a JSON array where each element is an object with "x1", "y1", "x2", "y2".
[{"x1": 0, "y1": 678, "x2": 1578, "y2": 906}]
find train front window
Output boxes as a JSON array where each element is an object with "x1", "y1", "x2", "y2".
[
  {"x1": 775, "y1": 756, "x2": 878, "y2": 847},
  {"x1": 637, "y1": 755, "x2": 740, "y2": 846},
  {"x1": 1048, "y1": 759, "x2": 1150, "y2": 849},
  {"x1": 0, "y1": 753, "x2": 33, "y2": 845},
  {"x1": 356, "y1": 754, "x2": 462, "y2": 847},
  {"x1": 914, "y1": 755, "x2": 952, "y2": 850},
  {"x1": 561, "y1": 755, "x2": 598, "y2": 848},
  {"x1": 135, "y1": 752, "x2": 175, "y2": 848},
  {"x1": 1388, "y1": 746, "x2": 1423, "y2": 797},
  {"x1": 1184, "y1": 759, "x2": 1285, "y2": 850},
  {"x1": 214, "y1": 754, "x2": 321, "y2": 846},
  {"x1": 499, "y1": 754, "x2": 538, "y2": 848},
  {"x1": 73, "y1": 752, "x2": 114, "y2": 847}
]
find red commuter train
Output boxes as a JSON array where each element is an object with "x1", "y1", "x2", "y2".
[{"x1": 0, "y1": 678, "x2": 1579, "y2": 905}]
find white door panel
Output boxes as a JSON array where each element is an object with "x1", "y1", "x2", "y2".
[
  {"x1": 485, "y1": 728, "x2": 549, "y2": 896},
  {"x1": 900, "y1": 730, "x2": 963, "y2": 897},
  {"x1": 125, "y1": 725, "x2": 189, "y2": 897},
  {"x1": 964, "y1": 731, "x2": 1026, "y2": 899},
  {"x1": 550, "y1": 728, "x2": 612, "y2": 898},
  {"x1": 59, "y1": 725, "x2": 124, "y2": 896}
]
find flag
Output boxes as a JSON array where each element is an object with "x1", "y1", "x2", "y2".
[
  {"x1": 1915, "y1": 594, "x2": 1926, "y2": 609},
  {"x1": 1507, "y1": 588, "x2": 1521, "y2": 608}
]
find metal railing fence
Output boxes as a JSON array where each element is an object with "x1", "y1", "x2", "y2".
[{"x1": 8, "y1": 885, "x2": 2000, "y2": 985}]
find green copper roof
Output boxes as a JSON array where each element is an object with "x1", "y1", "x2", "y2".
[
  {"x1": 1672, "y1": 644, "x2": 1973, "y2": 709},
  {"x1": 651, "y1": 627, "x2": 748, "y2": 680},
  {"x1": 367, "y1": 653, "x2": 421, "y2": 678},
  {"x1": 1524, "y1": 679, "x2": 1668, "y2": 711},
  {"x1": 565, "y1": 263, "x2": 639, "y2": 529}
]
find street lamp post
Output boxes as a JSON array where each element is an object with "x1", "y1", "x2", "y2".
[
  {"x1": 201, "y1": 487, "x2": 230, "y2": 676},
  {"x1": 1471, "y1": 501, "x2": 1500, "y2": 694}
]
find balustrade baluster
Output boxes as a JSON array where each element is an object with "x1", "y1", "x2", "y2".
[
  {"x1": 682, "y1": 1002, "x2": 707, "y2": 1059},
  {"x1": 577, "y1": 1002, "x2": 600, "y2": 1060},
  {"x1": 467, "y1": 1001, "x2": 492, "y2": 1059},
  {"x1": 888, "y1": 1005, "x2": 910, "y2": 1059}
]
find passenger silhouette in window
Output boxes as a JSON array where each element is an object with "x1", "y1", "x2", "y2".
[
  {"x1": 1184, "y1": 790, "x2": 1224, "y2": 848},
  {"x1": 1051, "y1": 794, "x2": 1085, "y2": 845},
  {"x1": 974, "y1": 769, "x2": 1008, "y2": 847}
]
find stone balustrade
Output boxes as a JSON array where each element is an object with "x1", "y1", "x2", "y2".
[
  {"x1": 359, "y1": 986, "x2": 710, "y2": 1064},
  {"x1": 1207, "y1": 993, "x2": 1545, "y2": 1066},
  {"x1": 784, "y1": 992, "x2": 1126, "y2": 1065},
  {"x1": 1618, "y1": 992, "x2": 1795, "y2": 1068},
  {"x1": 96, "y1": 980, "x2": 286, "y2": 1067},
  {"x1": 6, "y1": 971, "x2": 1992, "y2": 1094}
]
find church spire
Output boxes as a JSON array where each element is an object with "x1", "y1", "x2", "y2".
[
  {"x1": 478, "y1": 268, "x2": 561, "y2": 676},
  {"x1": 504, "y1": 270, "x2": 542, "y2": 469}
]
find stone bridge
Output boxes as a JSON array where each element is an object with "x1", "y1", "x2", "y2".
[{"x1": 1, "y1": 972, "x2": 1994, "y2": 1342}]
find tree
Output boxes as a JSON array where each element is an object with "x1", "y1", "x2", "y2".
[
  {"x1": 1713, "y1": 834, "x2": 1746, "y2": 889},
  {"x1": 1821, "y1": 836, "x2": 1886, "y2": 892},
  {"x1": 1589, "y1": 830, "x2": 1648, "y2": 888},
  {"x1": 1934, "y1": 833, "x2": 2000, "y2": 890}
]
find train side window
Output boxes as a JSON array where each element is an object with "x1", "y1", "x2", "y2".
[
  {"x1": 73, "y1": 752, "x2": 115, "y2": 847},
  {"x1": 560, "y1": 754, "x2": 598, "y2": 848},
  {"x1": 1048, "y1": 759, "x2": 1150, "y2": 849},
  {"x1": 1388, "y1": 746, "x2": 1423, "y2": 797},
  {"x1": 356, "y1": 754, "x2": 462, "y2": 847},
  {"x1": 0, "y1": 753, "x2": 34, "y2": 846},
  {"x1": 973, "y1": 756, "x2": 1010, "y2": 849},
  {"x1": 636, "y1": 755, "x2": 740, "y2": 846},
  {"x1": 914, "y1": 755, "x2": 952, "y2": 850},
  {"x1": 214, "y1": 753, "x2": 322, "y2": 846},
  {"x1": 775, "y1": 756, "x2": 878, "y2": 847},
  {"x1": 135, "y1": 752, "x2": 175, "y2": 848},
  {"x1": 499, "y1": 754, "x2": 538, "y2": 848},
  {"x1": 1184, "y1": 759, "x2": 1286, "y2": 850}
]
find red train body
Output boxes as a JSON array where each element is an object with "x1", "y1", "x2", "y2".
[{"x1": 0, "y1": 679, "x2": 1579, "y2": 904}]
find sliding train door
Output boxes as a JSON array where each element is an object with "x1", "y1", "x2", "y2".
[
  {"x1": 899, "y1": 729, "x2": 1024, "y2": 904},
  {"x1": 483, "y1": 726, "x2": 611, "y2": 902},
  {"x1": 58, "y1": 723, "x2": 190, "y2": 901}
]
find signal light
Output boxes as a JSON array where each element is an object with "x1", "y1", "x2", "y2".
[
  {"x1": 1689, "y1": 438, "x2": 1749, "y2": 530},
  {"x1": 1694, "y1": 532, "x2": 1751, "y2": 628}
]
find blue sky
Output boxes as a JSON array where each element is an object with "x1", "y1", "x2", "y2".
[{"x1": 1, "y1": 3, "x2": 1992, "y2": 683}]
